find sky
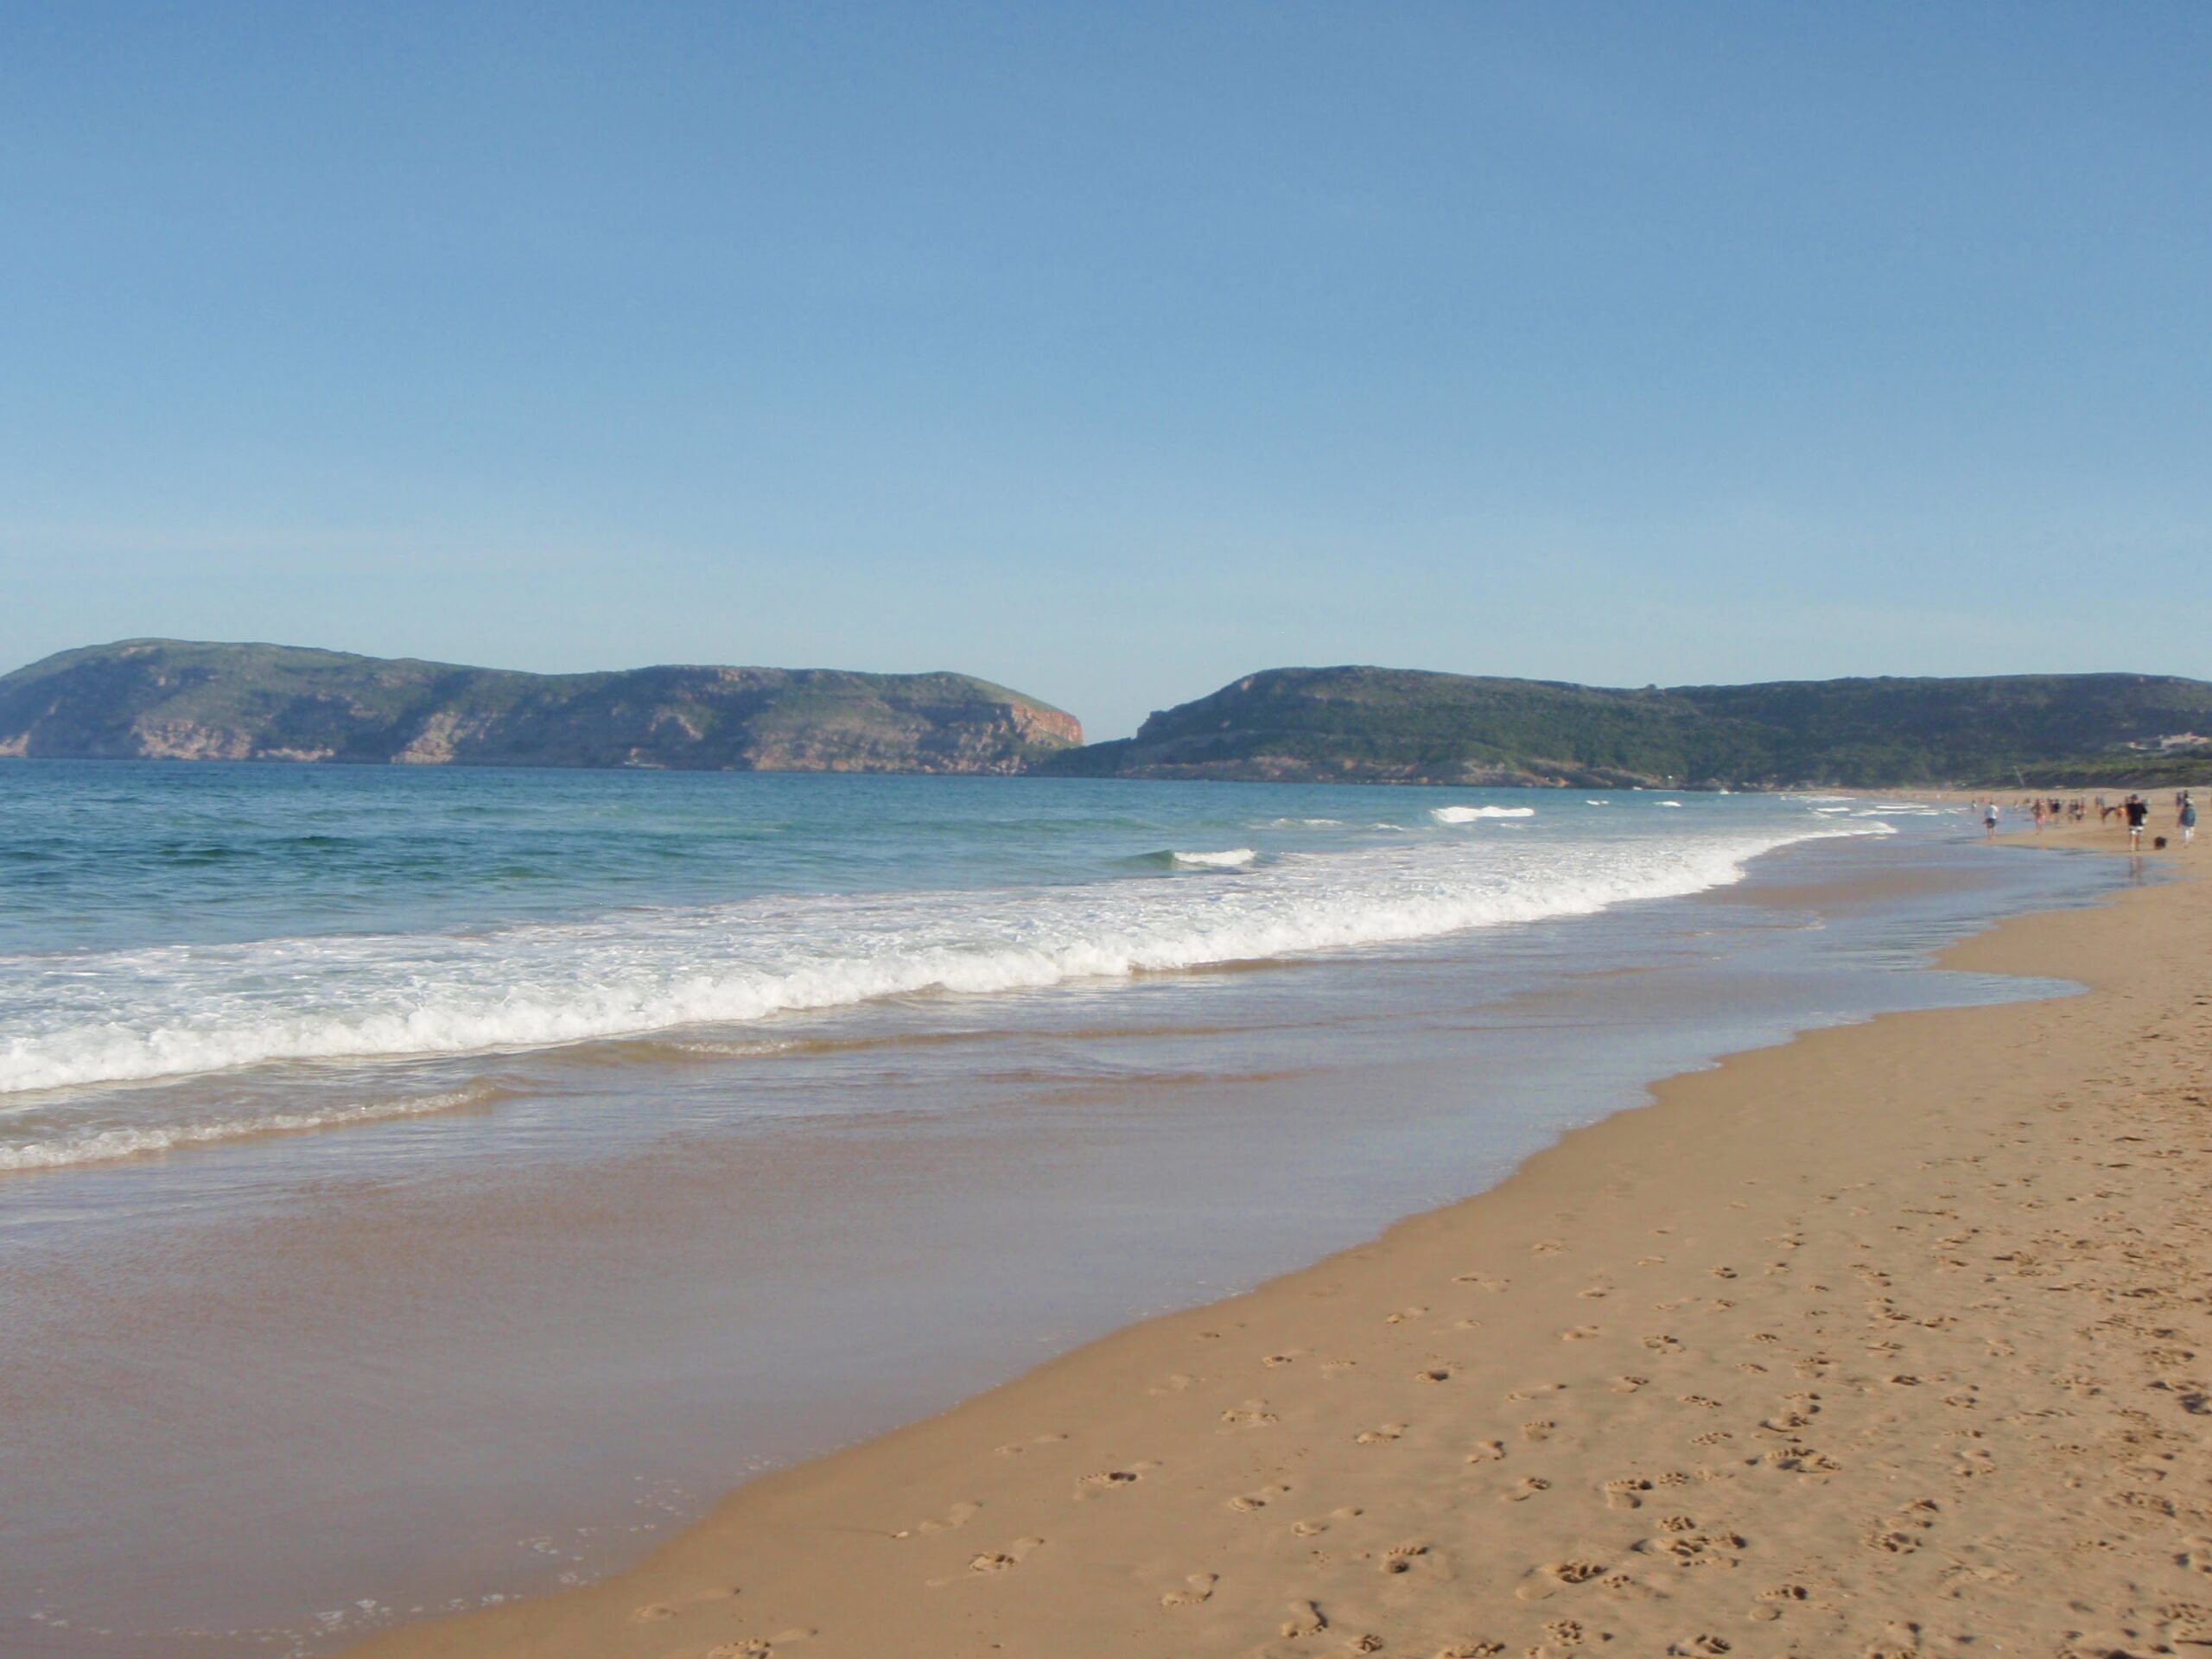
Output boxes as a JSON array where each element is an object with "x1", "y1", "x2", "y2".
[{"x1": 3, "y1": 3, "x2": 2206, "y2": 739}]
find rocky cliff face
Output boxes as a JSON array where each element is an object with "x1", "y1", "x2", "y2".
[{"x1": 0, "y1": 641, "x2": 1083, "y2": 774}]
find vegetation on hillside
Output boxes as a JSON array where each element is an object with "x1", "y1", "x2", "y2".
[
  {"x1": 1043, "y1": 666, "x2": 2212, "y2": 789},
  {"x1": 0, "y1": 640, "x2": 1083, "y2": 773}
]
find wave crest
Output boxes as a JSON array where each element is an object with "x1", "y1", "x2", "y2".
[{"x1": 1432, "y1": 805, "x2": 1536, "y2": 823}]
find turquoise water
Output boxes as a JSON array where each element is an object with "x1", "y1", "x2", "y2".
[{"x1": 0, "y1": 762, "x2": 1909, "y2": 1167}]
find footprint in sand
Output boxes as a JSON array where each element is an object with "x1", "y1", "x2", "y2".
[
  {"x1": 1380, "y1": 1541, "x2": 1429, "y2": 1574},
  {"x1": 1416, "y1": 1366, "x2": 1454, "y2": 1383},
  {"x1": 1160, "y1": 1572, "x2": 1217, "y2": 1608},
  {"x1": 1386, "y1": 1306, "x2": 1429, "y2": 1324},
  {"x1": 705, "y1": 1630, "x2": 814, "y2": 1658},
  {"x1": 1773, "y1": 1446, "x2": 1841, "y2": 1474},
  {"x1": 1521, "y1": 1420, "x2": 1557, "y2": 1440},
  {"x1": 897, "y1": 1499, "x2": 982, "y2": 1537},
  {"x1": 1465, "y1": 1439, "x2": 1506, "y2": 1465},
  {"x1": 1262, "y1": 1351, "x2": 1307, "y2": 1368},
  {"x1": 1074, "y1": 1462, "x2": 1158, "y2": 1499},
  {"x1": 1356, "y1": 1421, "x2": 1407, "y2": 1445},
  {"x1": 1221, "y1": 1400, "x2": 1279, "y2": 1429},
  {"x1": 1603, "y1": 1478, "x2": 1652, "y2": 1510},
  {"x1": 1228, "y1": 1483, "x2": 1293, "y2": 1513},
  {"x1": 1147, "y1": 1373, "x2": 1199, "y2": 1396},
  {"x1": 1643, "y1": 1334, "x2": 1684, "y2": 1355},
  {"x1": 1547, "y1": 1560, "x2": 1605, "y2": 1585},
  {"x1": 1453, "y1": 1273, "x2": 1510, "y2": 1293},
  {"x1": 2161, "y1": 1604, "x2": 2212, "y2": 1645},
  {"x1": 1750, "y1": 1583, "x2": 1811, "y2": 1620},
  {"x1": 1658, "y1": 1529, "x2": 1746, "y2": 1567},
  {"x1": 1292, "y1": 1506, "x2": 1364, "y2": 1536},
  {"x1": 1435, "y1": 1643, "x2": 1504, "y2": 1658},
  {"x1": 927, "y1": 1536, "x2": 1045, "y2": 1587},
  {"x1": 1531, "y1": 1239, "x2": 1566, "y2": 1255},
  {"x1": 1280, "y1": 1600, "x2": 1329, "y2": 1637},
  {"x1": 994, "y1": 1433, "x2": 1068, "y2": 1456},
  {"x1": 1866, "y1": 1618, "x2": 1924, "y2": 1657},
  {"x1": 1668, "y1": 1637, "x2": 1731, "y2": 1656},
  {"x1": 1560, "y1": 1325, "x2": 1600, "y2": 1342},
  {"x1": 1502, "y1": 1476, "x2": 1552, "y2": 1502},
  {"x1": 1612, "y1": 1375, "x2": 1649, "y2": 1393}
]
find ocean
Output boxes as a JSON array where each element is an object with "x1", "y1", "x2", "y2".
[
  {"x1": 3, "y1": 763, "x2": 1913, "y2": 1160},
  {"x1": 0, "y1": 762, "x2": 2125, "y2": 1655}
]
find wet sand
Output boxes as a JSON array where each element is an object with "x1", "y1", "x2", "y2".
[
  {"x1": 336, "y1": 817, "x2": 2211, "y2": 1658},
  {"x1": 22, "y1": 824, "x2": 2105, "y2": 1657}
]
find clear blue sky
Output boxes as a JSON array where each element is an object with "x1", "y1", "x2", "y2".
[{"x1": 4, "y1": 3, "x2": 2206, "y2": 737}]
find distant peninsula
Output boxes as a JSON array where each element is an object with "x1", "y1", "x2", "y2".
[
  {"x1": 7, "y1": 645, "x2": 2209, "y2": 789},
  {"x1": 0, "y1": 640, "x2": 1082, "y2": 773},
  {"x1": 1043, "y1": 665, "x2": 2212, "y2": 790}
]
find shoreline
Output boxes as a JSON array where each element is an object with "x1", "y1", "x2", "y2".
[{"x1": 341, "y1": 820, "x2": 2210, "y2": 1657}]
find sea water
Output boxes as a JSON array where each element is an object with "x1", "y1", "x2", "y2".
[
  {"x1": 0, "y1": 763, "x2": 2125, "y2": 1655},
  {"x1": 3, "y1": 765, "x2": 1904, "y2": 1160}
]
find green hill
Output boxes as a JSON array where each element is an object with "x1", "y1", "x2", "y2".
[
  {"x1": 1043, "y1": 666, "x2": 2212, "y2": 789},
  {"x1": 10, "y1": 646, "x2": 2205, "y2": 788},
  {"x1": 0, "y1": 640, "x2": 1083, "y2": 773}
]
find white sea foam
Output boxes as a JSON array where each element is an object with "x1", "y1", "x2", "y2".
[
  {"x1": 1659, "y1": 801, "x2": 1684, "y2": 808},
  {"x1": 1432, "y1": 805, "x2": 1537, "y2": 823},
  {"x1": 0, "y1": 1083, "x2": 503, "y2": 1171},
  {"x1": 1585, "y1": 799, "x2": 1611, "y2": 806},
  {"x1": 0, "y1": 821, "x2": 1885, "y2": 1098},
  {"x1": 1172, "y1": 848, "x2": 1258, "y2": 868}
]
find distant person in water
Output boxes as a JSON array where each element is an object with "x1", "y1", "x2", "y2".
[
  {"x1": 2182, "y1": 793, "x2": 2197, "y2": 847},
  {"x1": 1983, "y1": 800, "x2": 1999, "y2": 838},
  {"x1": 2124, "y1": 793, "x2": 2149, "y2": 849}
]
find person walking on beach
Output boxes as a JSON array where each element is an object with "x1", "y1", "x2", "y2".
[
  {"x1": 1983, "y1": 799, "x2": 1999, "y2": 839},
  {"x1": 2125, "y1": 793, "x2": 2149, "y2": 850},
  {"x1": 2182, "y1": 793, "x2": 2197, "y2": 847}
]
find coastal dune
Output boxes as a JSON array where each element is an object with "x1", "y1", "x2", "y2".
[{"x1": 350, "y1": 827, "x2": 2209, "y2": 1659}]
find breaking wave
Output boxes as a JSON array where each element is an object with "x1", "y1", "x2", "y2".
[
  {"x1": 1170, "y1": 848, "x2": 1258, "y2": 869},
  {"x1": 1433, "y1": 805, "x2": 1536, "y2": 823},
  {"x1": 0, "y1": 823, "x2": 1883, "y2": 1097}
]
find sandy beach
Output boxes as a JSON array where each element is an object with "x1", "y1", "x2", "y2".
[{"x1": 329, "y1": 817, "x2": 2209, "y2": 1659}]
